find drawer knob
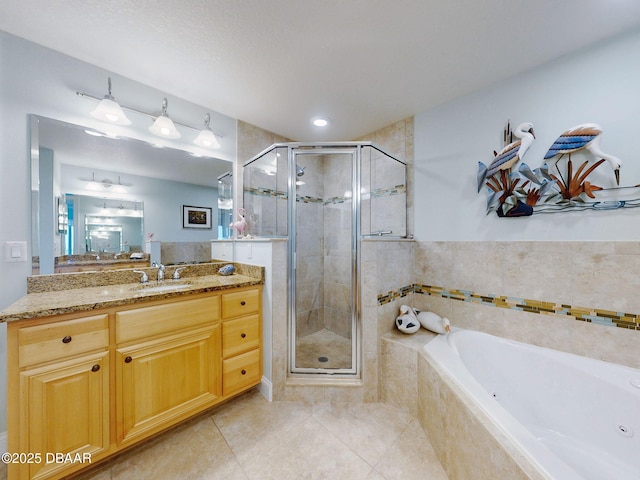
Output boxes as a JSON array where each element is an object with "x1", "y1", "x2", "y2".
[
  {"x1": 91, "y1": 364, "x2": 101, "y2": 373},
  {"x1": 240, "y1": 301, "x2": 246, "y2": 306},
  {"x1": 124, "y1": 356, "x2": 133, "y2": 364},
  {"x1": 62, "y1": 335, "x2": 72, "y2": 344},
  {"x1": 241, "y1": 369, "x2": 247, "y2": 375},
  {"x1": 241, "y1": 333, "x2": 246, "y2": 338}
]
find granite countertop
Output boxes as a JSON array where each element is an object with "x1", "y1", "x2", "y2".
[
  {"x1": 56, "y1": 257, "x2": 150, "y2": 267},
  {"x1": 0, "y1": 262, "x2": 264, "y2": 323}
]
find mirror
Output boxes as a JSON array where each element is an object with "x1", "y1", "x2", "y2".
[{"x1": 31, "y1": 115, "x2": 233, "y2": 274}]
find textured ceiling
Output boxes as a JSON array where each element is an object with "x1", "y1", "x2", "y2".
[{"x1": 2, "y1": 1, "x2": 640, "y2": 141}]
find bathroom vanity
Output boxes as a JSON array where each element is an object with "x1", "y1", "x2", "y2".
[{"x1": 1, "y1": 264, "x2": 263, "y2": 480}]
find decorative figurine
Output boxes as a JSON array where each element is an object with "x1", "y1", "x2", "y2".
[
  {"x1": 415, "y1": 309, "x2": 451, "y2": 334},
  {"x1": 229, "y1": 207, "x2": 247, "y2": 237},
  {"x1": 218, "y1": 264, "x2": 235, "y2": 276},
  {"x1": 395, "y1": 305, "x2": 420, "y2": 334}
]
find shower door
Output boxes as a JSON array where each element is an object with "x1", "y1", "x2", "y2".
[{"x1": 289, "y1": 147, "x2": 359, "y2": 375}]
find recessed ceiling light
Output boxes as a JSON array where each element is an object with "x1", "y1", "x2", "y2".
[{"x1": 312, "y1": 117, "x2": 329, "y2": 127}]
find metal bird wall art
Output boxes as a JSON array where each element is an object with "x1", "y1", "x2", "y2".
[
  {"x1": 477, "y1": 121, "x2": 630, "y2": 217},
  {"x1": 478, "y1": 121, "x2": 537, "y2": 216}
]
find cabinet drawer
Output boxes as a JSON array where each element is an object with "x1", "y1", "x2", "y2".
[
  {"x1": 223, "y1": 314, "x2": 260, "y2": 358},
  {"x1": 116, "y1": 296, "x2": 219, "y2": 344},
  {"x1": 221, "y1": 288, "x2": 260, "y2": 319},
  {"x1": 18, "y1": 314, "x2": 109, "y2": 368},
  {"x1": 223, "y1": 348, "x2": 261, "y2": 396}
]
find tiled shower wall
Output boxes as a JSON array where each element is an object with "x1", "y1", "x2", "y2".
[
  {"x1": 380, "y1": 241, "x2": 640, "y2": 370},
  {"x1": 237, "y1": 117, "x2": 415, "y2": 402},
  {"x1": 322, "y1": 153, "x2": 353, "y2": 338}
]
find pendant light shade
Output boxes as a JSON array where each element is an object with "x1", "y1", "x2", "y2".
[
  {"x1": 149, "y1": 97, "x2": 181, "y2": 139},
  {"x1": 90, "y1": 77, "x2": 131, "y2": 125},
  {"x1": 85, "y1": 172, "x2": 102, "y2": 191},
  {"x1": 193, "y1": 113, "x2": 220, "y2": 149}
]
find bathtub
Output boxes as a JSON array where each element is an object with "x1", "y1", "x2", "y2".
[{"x1": 422, "y1": 329, "x2": 640, "y2": 480}]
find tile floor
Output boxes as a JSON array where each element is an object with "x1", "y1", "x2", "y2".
[
  {"x1": 295, "y1": 329, "x2": 352, "y2": 369},
  {"x1": 18, "y1": 388, "x2": 449, "y2": 480}
]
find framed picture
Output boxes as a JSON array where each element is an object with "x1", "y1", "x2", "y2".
[{"x1": 182, "y1": 205, "x2": 212, "y2": 229}]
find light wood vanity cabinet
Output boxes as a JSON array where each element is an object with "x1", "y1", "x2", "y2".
[
  {"x1": 7, "y1": 285, "x2": 262, "y2": 480},
  {"x1": 114, "y1": 296, "x2": 222, "y2": 446},
  {"x1": 221, "y1": 289, "x2": 262, "y2": 396},
  {"x1": 11, "y1": 314, "x2": 111, "y2": 480}
]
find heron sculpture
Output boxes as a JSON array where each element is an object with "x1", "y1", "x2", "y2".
[
  {"x1": 478, "y1": 122, "x2": 535, "y2": 192},
  {"x1": 544, "y1": 123, "x2": 621, "y2": 185}
]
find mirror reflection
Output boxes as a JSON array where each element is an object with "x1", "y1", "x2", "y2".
[
  {"x1": 31, "y1": 115, "x2": 233, "y2": 275},
  {"x1": 66, "y1": 194, "x2": 144, "y2": 255}
]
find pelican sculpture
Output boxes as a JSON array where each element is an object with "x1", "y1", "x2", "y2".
[
  {"x1": 477, "y1": 122, "x2": 535, "y2": 191},
  {"x1": 229, "y1": 207, "x2": 247, "y2": 237},
  {"x1": 544, "y1": 123, "x2": 621, "y2": 185}
]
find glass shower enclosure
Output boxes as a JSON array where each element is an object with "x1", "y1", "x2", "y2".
[{"x1": 244, "y1": 143, "x2": 406, "y2": 376}]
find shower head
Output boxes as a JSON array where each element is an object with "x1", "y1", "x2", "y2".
[{"x1": 296, "y1": 165, "x2": 305, "y2": 177}]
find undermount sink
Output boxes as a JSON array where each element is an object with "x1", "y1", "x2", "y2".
[{"x1": 135, "y1": 281, "x2": 193, "y2": 293}]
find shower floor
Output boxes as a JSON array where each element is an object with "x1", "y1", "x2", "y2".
[{"x1": 296, "y1": 328, "x2": 352, "y2": 369}]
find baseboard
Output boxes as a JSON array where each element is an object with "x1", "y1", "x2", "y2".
[
  {"x1": 0, "y1": 430, "x2": 6, "y2": 454},
  {"x1": 259, "y1": 376, "x2": 273, "y2": 402}
]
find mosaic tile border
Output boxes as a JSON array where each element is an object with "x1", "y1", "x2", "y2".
[
  {"x1": 244, "y1": 187, "x2": 288, "y2": 199},
  {"x1": 368, "y1": 184, "x2": 407, "y2": 199},
  {"x1": 245, "y1": 185, "x2": 406, "y2": 205},
  {"x1": 298, "y1": 195, "x2": 323, "y2": 204},
  {"x1": 377, "y1": 284, "x2": 639, "y2": 330}
]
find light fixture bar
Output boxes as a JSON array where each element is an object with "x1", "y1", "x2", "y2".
[{"x1": 76, "y1": 91, "x2": 224, "y2": 139}]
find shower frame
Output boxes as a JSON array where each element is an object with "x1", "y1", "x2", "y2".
[{"x1": 243, "y1": 142, "x2": 407, "y2": 378}]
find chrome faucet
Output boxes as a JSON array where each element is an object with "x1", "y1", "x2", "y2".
[
  {"x1": 156, "y1": 263, "x2": 166, "y2": 281},
  {"x1": 133, "y1": 270, "x2": 149, "y2": 283}
]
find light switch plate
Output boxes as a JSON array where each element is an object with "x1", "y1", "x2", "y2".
[{"x1": 5, "y1": 241, "x2": 27, "y2": 262}]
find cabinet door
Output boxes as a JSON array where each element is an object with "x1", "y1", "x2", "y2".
[
  {"x1": 116, "y1": 325, "x2": 221, "y2": 446},
  {"x1": 19, "y1": 351, "x2": 110, "y2": 480}
]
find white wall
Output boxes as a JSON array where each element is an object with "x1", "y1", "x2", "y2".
[
  {"x1": 0, "y1": 32, "x2": 238, "y2": 433},
  {"x1": 414, "y1": 29, "x2": 640, "y2": 241}
]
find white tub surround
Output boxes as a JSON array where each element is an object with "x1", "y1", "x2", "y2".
[{"x1": 421, "y1": 329, "x2": 640, "y2": 480}]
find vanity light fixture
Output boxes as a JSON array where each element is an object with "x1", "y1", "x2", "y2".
[
  {"x1": 78, "y1": 80, "x2": 225, "y2": 147},
  {"x1": 85, "y1": 173, "x2": 129, "y2": 194},
  {"x1": 85, "y1": 173, "x2": 102, "y2": 191},
  {"x1": 90, "y1": 77, "x2": 131, "y2": 125},
  {"x1": 149, "y1": 98, "x2": 181, "y2": 139},
  {"x1": 111, "y1": 176, "x2": 128, "y2": 194},
  {"x1": 193, "y1": 113, "x2": 221, "y2": 149}
]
